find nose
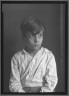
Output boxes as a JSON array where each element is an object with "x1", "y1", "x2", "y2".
[{"x1": 34, "y1": 35, "x2": 39, "y2": 43}]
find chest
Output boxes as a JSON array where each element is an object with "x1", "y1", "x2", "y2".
[{"x1": 19, "y1": 55, "x2": 47, "y2": 77}]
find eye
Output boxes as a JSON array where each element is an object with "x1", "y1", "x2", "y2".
[
  {"x1": 30, "y1": 34, "x2": 34, "y2": 38},
  {"x1": 38, "y1": 33, "x2": 43, "y2": 38},
  {"x1": 28, "y1": 32, "x2": 33, "y2": 37}
]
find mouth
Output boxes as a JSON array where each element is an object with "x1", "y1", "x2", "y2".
[
  {"x1": 32, "y1": 44, "x2": 41, "y2": 50},
  {"x1": 34, "y1": 44, "x2": 41, "y2": 47}
]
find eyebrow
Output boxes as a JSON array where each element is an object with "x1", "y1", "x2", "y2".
[
  {"x1": 32, "y1": 31, "x2": 40, "y2": 35},
  {"x1": 31, "y1": 30, "x2": 43, "y2": 36}
]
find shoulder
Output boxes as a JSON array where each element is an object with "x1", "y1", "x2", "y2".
[
  {"x1": 42, "y1": 47, "x2": 52, "y2": 54},
  {"x1": 42, "y1": 47, "x2": 56, "y2": 67},
  {"x1": 42, "y1": 47, "x2": 55, "y2": 58},
  {"x1": 11, "y1": 49, "x2": 25, "y2": 61}
]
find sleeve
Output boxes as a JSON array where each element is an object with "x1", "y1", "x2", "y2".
[
  {"x1": 41, "y1": 53, "x2": 58, "y2": 92},
  {"x1": 9, "y1": 55, "x2": 25, "y2": 92}
]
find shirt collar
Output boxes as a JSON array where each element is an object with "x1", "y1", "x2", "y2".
[{"x1": 23, "y1": 47, "x2": 43, "y2": 58}]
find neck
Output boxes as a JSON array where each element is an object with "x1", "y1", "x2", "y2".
[{"x1": 25, "y1": 47, "x2": 41, "y2": 57}]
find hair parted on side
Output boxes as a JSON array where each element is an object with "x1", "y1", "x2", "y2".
[{"x1": 21, "y1": 17, "x2": 46, "y2": 36}]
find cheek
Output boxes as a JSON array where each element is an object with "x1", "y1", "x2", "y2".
[
  {"x1": 40, "y1": 37, "x2": 43, "y2": 43},
  {"x1": 27, "y1": 38, "x2": 34, "y2": 45}
]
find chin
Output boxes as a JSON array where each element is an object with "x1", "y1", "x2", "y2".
[{"x1": 33, "y1": 46, "x2": 41, "y2": 50}]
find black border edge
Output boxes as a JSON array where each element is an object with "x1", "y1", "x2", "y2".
[
  {"x1": 1, "y1": 1, "x2": 68, "y2": 4},
  {"x1": 1, "y1": 1, "x2": 3, "y2": 94},
  {"x1": 65, "y1": 1, "x2": 68, "y2": 95},
  {"x1": 1, "y1": 1, "x2": 68, "y2": 95},
  {"x1": 1, "y1": 92, "x2": 68, "y2": 95}
]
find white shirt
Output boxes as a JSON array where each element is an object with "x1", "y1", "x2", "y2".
[{"x1": 9, "y1": 47, "x2": 58, "y2": 92}]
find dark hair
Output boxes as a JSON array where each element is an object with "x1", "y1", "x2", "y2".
[{"x1": 21, "y1": 17, "x2": 46, "y2": 37}]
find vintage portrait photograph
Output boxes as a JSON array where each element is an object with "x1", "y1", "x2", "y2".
[{"x1": 1, "y1": 1, "x2": 68, "y2": 95}]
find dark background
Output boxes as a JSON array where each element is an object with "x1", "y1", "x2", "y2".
[{"x1": 2, "y1": 4, "x2": 65, "y2": 92}]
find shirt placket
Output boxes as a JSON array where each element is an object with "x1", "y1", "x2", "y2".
[{"x1": 27, "y1": 58, "x2": 36, "y2": 81}]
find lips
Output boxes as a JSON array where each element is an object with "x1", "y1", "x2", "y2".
[{"x1": 34, "y1": 44, "x2": 40, "y2": 47}]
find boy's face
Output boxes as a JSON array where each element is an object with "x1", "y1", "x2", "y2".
[{"x1": 25, "y1": 30, "x2": 43, "y2": 51}]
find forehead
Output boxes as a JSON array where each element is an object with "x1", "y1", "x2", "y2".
[
  {"x1": 27, "y1": 30, "x2": 43, "y2": 36},
  {"x1": 30, "y1": 23, "x2": 44, "y2": 35}
]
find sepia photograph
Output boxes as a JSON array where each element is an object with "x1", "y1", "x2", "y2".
[{"x1": 1, "y1": 1, "x2": 68, "y2": 95}]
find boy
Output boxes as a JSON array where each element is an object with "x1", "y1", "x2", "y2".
[{"x1": 9, "y1": 17, "x2": 58, "y2": 92}]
